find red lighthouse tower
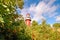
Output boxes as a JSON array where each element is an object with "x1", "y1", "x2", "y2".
[{"x1": 25, "y1": 13, "x2": 31, "y2": 26}]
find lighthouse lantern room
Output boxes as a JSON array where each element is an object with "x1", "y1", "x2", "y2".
[{"x1": 25, "y1": 13, "x2": 31, "y2": 26}]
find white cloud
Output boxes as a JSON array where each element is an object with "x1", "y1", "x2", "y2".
[
  {"x1": 55, "y1": 16, "x2": 60, "y2": 22},
  {"x1": 20, "y1": 0, "x2": 58, "y2": 23}
]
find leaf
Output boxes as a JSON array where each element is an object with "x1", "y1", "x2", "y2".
[
  {"x1": 0, "y1": 17, "x2": 4, "y2": 22},
  {"x1": 17, "y1": 0, "x2": 24, "y2": 9}
]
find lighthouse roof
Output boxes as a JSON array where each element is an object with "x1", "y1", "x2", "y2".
[
  {"x1": 25, "y1": 13, "x2": 31, "y2": 21},
  {"x1": 26, "y1": 13, "x2": 30, "y2": 16}
]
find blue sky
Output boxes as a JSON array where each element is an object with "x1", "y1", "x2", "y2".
[{"x1": 17, "y1": 0, "x2": 60, "y2": 24}]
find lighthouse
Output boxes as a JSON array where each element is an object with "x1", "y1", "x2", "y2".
[{"x1": 25, "y1": 13, "x2": 31, "y2": 26}]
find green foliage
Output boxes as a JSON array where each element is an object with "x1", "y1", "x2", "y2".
[
  {"x1": 0, "y1": 0, "x2": 60, "y2": 40},
  {"x1": 32, "y1": 20, "x2": 38, "y2": 26},
  {"x1": 17, "y1": 0, "x2": 24, "y2": 9},
  {"x1": 53, "y1": 23, "x2": 60, "y2": 28},
  {"x1": 0, "y1": 0, "x2": 29, "y2": 40}
]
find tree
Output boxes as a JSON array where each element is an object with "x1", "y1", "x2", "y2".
[
  {"x1": 17, "y1": 0, "x2": 24, "y2": 9},
  {"x1": 0, "y1": 0, "x2": 24, "y2": 23},
  {"x1": 0, "y1": 0, "x2": 24, "y2": 40},
  {"x1": 53, "y1": 23, "x2": 60, "y2": 28},
  {"x1": 32, "y1": 20, "x2": 38, "y2": 26}
]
